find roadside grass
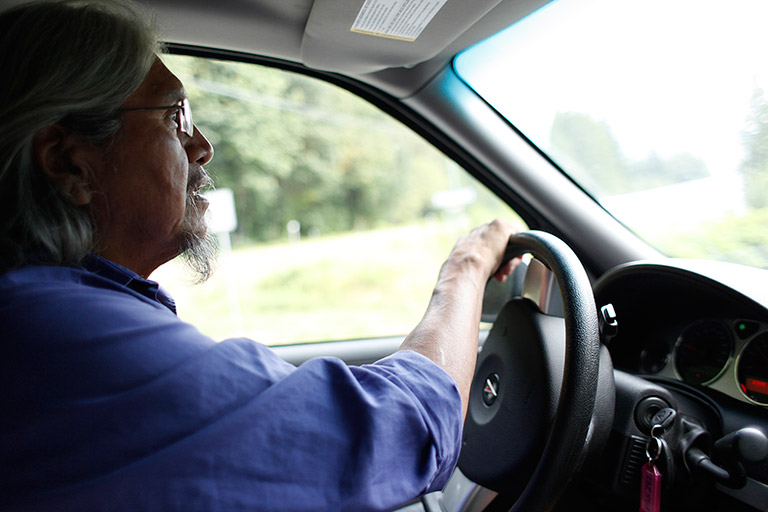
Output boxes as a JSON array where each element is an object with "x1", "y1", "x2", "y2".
[
  {"x1": 150, "y1": 222, "x2": 465, "y2": 345},
  {"x1": 651, "y1": 206, "x2": 768, "y2": 269}
]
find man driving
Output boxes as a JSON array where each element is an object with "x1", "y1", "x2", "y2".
[{"x1": 0, "y1": 1, "x2": 517, "y2": 510}]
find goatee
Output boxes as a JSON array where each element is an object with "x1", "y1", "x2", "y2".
[{"x1": 180, "y1": 174, "x2": 218, "y2": 284}]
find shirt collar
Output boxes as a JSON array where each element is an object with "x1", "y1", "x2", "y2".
[{"x1": 81, "y1": 254, "x2": 177, "y2": 314}]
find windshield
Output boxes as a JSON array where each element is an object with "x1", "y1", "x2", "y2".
[{"x1": 456, "y1": 0, "x2": 768, "y2": 268}]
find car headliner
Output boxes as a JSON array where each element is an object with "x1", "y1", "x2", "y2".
[{"x1": 132, "y1": 0, "x2": 552, "y2": 97}]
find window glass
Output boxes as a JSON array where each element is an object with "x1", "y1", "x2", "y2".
[
  {"x1": 456, "y1": 0, "x2": 768, "y2": 268},
  {"x1": 152, "y1": 54, "x2": 523, "y2": 345}
]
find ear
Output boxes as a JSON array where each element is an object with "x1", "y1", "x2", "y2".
[{"x1": 33, "y1": 125, "x2": 97, "y2": 205}]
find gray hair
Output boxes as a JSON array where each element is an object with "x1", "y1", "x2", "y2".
[{"x1": 0, "y1": 0, "x2": 161, "y2": 271}]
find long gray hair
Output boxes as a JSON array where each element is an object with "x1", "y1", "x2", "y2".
[{"x1": 0, "y1": 0, "x2": 161, "y2": 271}]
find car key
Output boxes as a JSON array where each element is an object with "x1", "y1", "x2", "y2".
[
  {"x1": 650, "y1": 407, "x2": 677, "y2": 432},
  {"x1": 640, "y1": 416, "x2": 671, "y2": 512}
]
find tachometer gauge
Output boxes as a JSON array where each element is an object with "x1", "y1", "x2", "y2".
[
  {"x1": 674, "y1": 320, "x2": 732, "y2": 385},
  {"x1": 737, "y1": 333, "x2": 768, "y2": 405}
]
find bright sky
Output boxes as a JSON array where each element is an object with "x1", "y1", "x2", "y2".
[{"x1": 456, "y1": 0, "x2": 768, "y2": 177}]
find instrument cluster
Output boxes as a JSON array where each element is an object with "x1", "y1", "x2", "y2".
[{"x1": 637, "y1": 318, "x2": 768, "y2": 407}]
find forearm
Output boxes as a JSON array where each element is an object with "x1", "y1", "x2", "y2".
[
  {"x1": 399, "y1": 219, "x2": 518, "y2": 420},
  {"x1": 399, "y1": 258, "x2": 488, "y2": 420}
]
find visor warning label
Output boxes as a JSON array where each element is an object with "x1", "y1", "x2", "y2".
[{"x1": 351, "y1": 0, "x2": 448, "y2": 42}]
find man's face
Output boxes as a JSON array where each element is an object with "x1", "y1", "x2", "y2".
[{"x1": 91, "y1": 58, "x2": 215, "y2": 278}]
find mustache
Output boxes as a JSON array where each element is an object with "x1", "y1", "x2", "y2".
[{"x1": 188, "y1": 166, "x2": 213, "y2": 195}]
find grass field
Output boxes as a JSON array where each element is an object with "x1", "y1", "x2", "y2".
[{"x1": 150, "y1": 222, "x2": 467, "y2": 345}]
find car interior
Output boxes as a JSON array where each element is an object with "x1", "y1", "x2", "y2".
[{"x1": 9, "y1": 0, "x2": 767, "y2": 510}]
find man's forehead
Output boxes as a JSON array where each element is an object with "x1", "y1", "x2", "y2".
[{"x1": 124, "y1": 58, "x2": 186, "y2": 107}]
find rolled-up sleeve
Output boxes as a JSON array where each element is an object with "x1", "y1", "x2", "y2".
[{"x1": 5, "y1": 335, "x2": 462, "y2": 511}]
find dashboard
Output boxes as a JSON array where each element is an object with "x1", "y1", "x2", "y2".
[
  {"x1": 590, "y1": 259, "x2": 768, "y2": 510},
  {"x1": 594, "y1": 259, "x2": 768, "y2": 410}
]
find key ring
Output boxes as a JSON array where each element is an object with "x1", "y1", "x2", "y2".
[
  {"x1": 645, "y1": 435, "x2": 663, "y2": 462},
  {"x1": 650, "y1": 423, "x2": 665, "y2": 439}
]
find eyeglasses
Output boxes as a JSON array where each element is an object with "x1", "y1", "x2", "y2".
[{"x1": 118, "y1": 98, "x2": 193, "y2": 137}]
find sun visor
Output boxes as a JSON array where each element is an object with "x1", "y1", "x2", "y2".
[{"x1": 301, "y1": 0, "x2": 503, "y2": 74}]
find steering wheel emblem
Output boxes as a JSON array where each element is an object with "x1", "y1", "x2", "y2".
[{"x1": 483, "y1": 373, "x2": 500, "y2": 406}]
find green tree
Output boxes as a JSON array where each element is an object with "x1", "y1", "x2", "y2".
[
  {"x1": 164, "y1": 55, "x2": 462, "y2": 243},
  {"x1": 549, "y1": 112, "x2": 627, "y2": 196}
]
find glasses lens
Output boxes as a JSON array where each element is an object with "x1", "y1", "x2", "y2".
[{"x1": 181, "y1": 98, "x2": 194, "y2": 137}]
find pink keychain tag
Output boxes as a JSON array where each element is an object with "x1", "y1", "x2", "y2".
[{"x1": 639, "y1": 461, "x2": 662, "y2": 512}]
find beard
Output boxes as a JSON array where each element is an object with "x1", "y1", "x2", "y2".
[{"x1": 179, "y1": 172, "x2": 218, "y2": 284}]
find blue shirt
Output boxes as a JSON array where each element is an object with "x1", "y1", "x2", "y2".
[{"x1": 0, "y1": 256, "x2": 462, "y2": 511}]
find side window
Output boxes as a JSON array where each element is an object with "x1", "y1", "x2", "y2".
[{"x1": 154, "y1": 54, "x2": 525, "y2": 345}]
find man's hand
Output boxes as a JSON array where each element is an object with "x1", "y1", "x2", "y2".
[{"x1": 441, "y1": 219, "x2": 520, "y2": 285}]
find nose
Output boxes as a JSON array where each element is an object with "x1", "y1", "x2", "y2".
[{"x1": 187, "y1": 124, "x2": 214, "y2": 165}]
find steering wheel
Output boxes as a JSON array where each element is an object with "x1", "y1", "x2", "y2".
[{"x1": 455, "y1": 230, "x2": 612, "y2": 512}]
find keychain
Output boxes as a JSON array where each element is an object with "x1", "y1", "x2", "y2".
[
  {"x1": 640, "y1": 430, "x2": 663, "y2": 512},
  {"x1": 640, "y1": 408, "x2": 675, "y2": 512}
]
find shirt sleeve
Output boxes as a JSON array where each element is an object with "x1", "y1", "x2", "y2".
[{"x1": 3, "y1": 274, "x2": 463, "y2": 512}]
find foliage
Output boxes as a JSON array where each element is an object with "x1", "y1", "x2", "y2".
[
  {"x1": 651, "y1": 207, "x2": 768, "y2": 269},
  {"x1": 548, "y1": 112, "x2": 627, "y2": 195},
  {"x1": 658, "y1": 86, "x2": 768, "y2": 269},
  {"x1": 164, "y1": 55, "x2": 504, "y2": 244},
  {"x1": 546, "y1": 103, "x2": 768, "y2": 269},
  {"x1": 548, "y1": 112, "x2": 709, "y2": 197}
]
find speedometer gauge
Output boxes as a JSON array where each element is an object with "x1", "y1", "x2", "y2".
[
  {"x1": 674, "y1": 320, "x2": 732, "y2": 385},
  {"x1": 737, "y1": 333, "x2": 768, "y2": 405}
]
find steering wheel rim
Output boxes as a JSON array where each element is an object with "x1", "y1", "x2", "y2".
[{"x1": 458, "y1": 230, "x2": 601, "y2": 511}]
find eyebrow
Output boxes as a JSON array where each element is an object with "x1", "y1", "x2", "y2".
[{"x1": 158, "y1": 87, "x2": 187, "y2": 105}]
